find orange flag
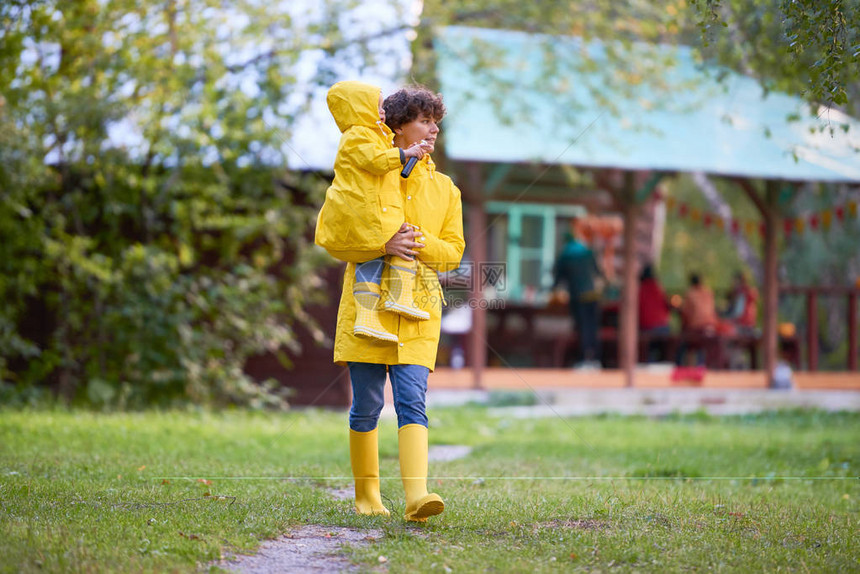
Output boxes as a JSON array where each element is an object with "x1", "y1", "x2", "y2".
[
  {"x1": 665, "y1": 196, "x2": 677, "y2": 211},
  {"x1": 690, "y1": 208, "x2": 702, "y2": 223},
  {"x1": 794, "y1": 218, "x2": 805, "y2": 235},
  {"x1": 821, "y1": 209, "x2": 832, "y2": 230}
]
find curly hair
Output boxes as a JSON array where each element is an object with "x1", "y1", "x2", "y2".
[{"x1": 383, "y1": 86, "x2": 446, "y2": 131}]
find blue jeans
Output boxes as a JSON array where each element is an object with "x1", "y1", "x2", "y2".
[
  {"x1": 355, "y1": 257, "x2": 384, "y2": 285},
  {"x1": 348, "y1": 362, "x2": 429, "y2": 432}
]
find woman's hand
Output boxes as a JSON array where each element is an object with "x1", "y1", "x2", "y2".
[{"x1": 385, "y1": 222, "x2": 425, "y2": 260}]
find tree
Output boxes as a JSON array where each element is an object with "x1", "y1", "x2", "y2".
[
  {"x1": 693, "y1": 0, "x2": 859, "y2": 117},
  {"x1": 1, "y1": 0, "x2": 393, "y2": 407}
]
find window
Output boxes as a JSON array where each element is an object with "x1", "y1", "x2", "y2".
[{"x1": 486, "y1": 202, "x2": 586, "y2": 302}]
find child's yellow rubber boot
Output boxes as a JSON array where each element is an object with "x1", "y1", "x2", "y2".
[
  {"x1": 383, "y1": 256, "x2": 430, "y2": 321},
  {"x1": 349, "y1": 428, "x2": 390, "y2": 516},
  {"x1": 353, "y1": 282, "x2": 398, "y2": 342},
  {"x1": 398, "y1": 424, "x2": 444, "y2": 522}
]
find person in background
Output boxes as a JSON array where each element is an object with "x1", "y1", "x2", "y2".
[
  {"x1": 680, "y1": 272, "x2": 719, "y2": 333},
  {"x1": 638, "y1": 264, "x2": 672, "y2": 362},
  {"x1": 553, "y1": 222, "x2": 604, "y2": 369},
  {"x1": 725, "y1": 271, "x2": 760, "y2": 335},
  {"x1": 638, "y1": 264, "x2": 671, "y2": 335},
  {"x1": 676, "y1": 272, "x2": 721, "y2": 366}
]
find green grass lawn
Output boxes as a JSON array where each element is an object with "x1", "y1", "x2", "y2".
[{"x1": 1, "y1": 406, "x2": 858, "y2": 573}]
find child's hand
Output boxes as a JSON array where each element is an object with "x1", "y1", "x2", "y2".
[{"x1": 403, "y1": 140, "x2": 430, "y2": 159}]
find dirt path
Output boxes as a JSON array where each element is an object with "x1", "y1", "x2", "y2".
[
  {"x1": 216, "y1": 525, "x2": 384, "y2": 573},
  {"x1": 215, "y1": 444, "x2": 471, "y2": 572}
]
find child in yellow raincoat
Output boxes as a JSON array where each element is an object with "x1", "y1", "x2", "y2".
[{"x1": 315, "y1": 81, "x2": 432, "y2": 343}]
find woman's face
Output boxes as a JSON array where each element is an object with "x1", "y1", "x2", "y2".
[{"x1": 396, "y1": 113, "x2": 439, "y2": 152}]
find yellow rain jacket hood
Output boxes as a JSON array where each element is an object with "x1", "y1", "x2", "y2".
[
  {"x1": 315, "y1": 81, "x2": 404, "y2": 256},
  {"x1": 327, "y1": 80, "x2": 383, "y2": 134},
  {"x1": 331, "y1": 156, "x2": 465, "y2": 370}
]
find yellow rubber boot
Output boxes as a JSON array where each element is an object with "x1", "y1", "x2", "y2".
[
  {"x1": 383, "y1": 257, "x2": 430, "y2": 321},
  {"x1": 349, "y1": 428, "x2": 390, "y2": 516},
  {"x1": 398, "y1": 424, "x2": 444, "y2": 522},
  {"x1": 353, "y1": 282, "x2": 398, "y2": 342}
]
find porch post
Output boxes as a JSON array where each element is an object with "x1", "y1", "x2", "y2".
[
  {"x1": 620, "y1": 172, "x2": 640, "y2": 387},
  {"x1": 849, "y1": 291, "x2": 858, "y2": 371},
  {"x1": 464, "y1": 162, "x2": 487, "y2": 389},
  {"x1": 806, "y1": 290, "x2": 819, "y2": 371},
  {"x1": 762, "y1": 181, "x2": 780, "y2": 384},
  {"x1": 738, "y1": 178, "x2": 781, "y2": 386}
]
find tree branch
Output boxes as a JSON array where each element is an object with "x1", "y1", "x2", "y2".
[{"x1": 225, "y1": 24, "x2": 413, "y2": 74}]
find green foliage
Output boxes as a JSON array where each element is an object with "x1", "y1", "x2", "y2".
[
  {"x1": 660, "y1": 177, "x2": 761, "y2": 295},
  {"x1": 694, "y1": 0, "x2": 860, "y2": 115},
  {"x1": 0, "y1": 0, "x2": 336, "y2": 407}
]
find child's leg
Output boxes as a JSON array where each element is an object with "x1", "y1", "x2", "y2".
[
  {"x1": 382, "y1": 251, "x2": 430, "y2": 321},
  {"x1": 347, "y1": 362, "x2": 390, "y2": 516},
  {"x1": 355, "y1": 258, "x2": 385, "y2": 286},
  {"x1": 389, "y1": 365, "x2": 444, "y2": 522},
  {"x1": 353, "y1": 258, "x2": 397, "y2": 342}
]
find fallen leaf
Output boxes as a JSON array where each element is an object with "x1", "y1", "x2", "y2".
[
  {"x1": 569, "y1": 553, "x2": 578, "y2": 560},
  {"x1": 197, "y1": 478, "x2": 212, "y2": 486},
  {"x1": 161, "y1": 479, "x2": 170, "y2": 485},
  {"x1": 203, "y1": 491, "x2": 211, "y2": 497},
  {"x1": 137, "y1": 465, "x2": 146, "y2": 471},
  {"x1": 179, "y1": 531, "x2": 201, "y2": 540}
]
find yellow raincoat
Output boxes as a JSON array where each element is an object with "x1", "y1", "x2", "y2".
[
  {"x1": 315, "y1": 81, "x2": 405, "y2": 256},
  {"x1": 329, "y1": 156, "x2": 465, "y2": 370}
]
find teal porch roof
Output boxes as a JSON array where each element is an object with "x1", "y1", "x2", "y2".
[{"x1": 434, "y1": 26, "x2": 860, "y2": 182}]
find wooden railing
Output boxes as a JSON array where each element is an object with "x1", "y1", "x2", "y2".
[
  {"x1": 780, "y1": 286, "x2": 859, "y2": 372},
  {"x1": 484, "y1": 287, "x2": 859, "y2": 372}
]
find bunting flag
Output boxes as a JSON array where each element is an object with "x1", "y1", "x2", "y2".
[
  {"x1": 794, "y1": 217, "x2": 805, "y2": 236},
  {"x1": 822, "y1": 210, "x2": 832, "y2": 230},
  {"x1": 661, "y1": 196, "x2": 860, "y2": 240}
]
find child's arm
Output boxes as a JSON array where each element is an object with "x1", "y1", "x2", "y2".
[{"x1": 342, "y1": 126, "x2": 403, "y2": 175}]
